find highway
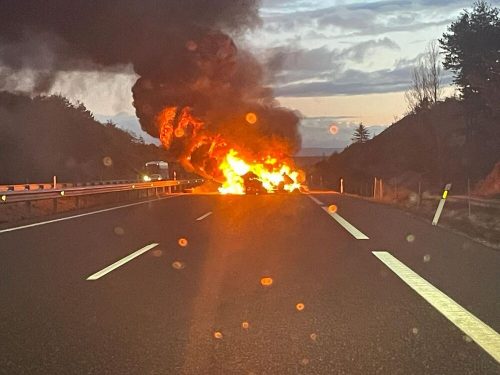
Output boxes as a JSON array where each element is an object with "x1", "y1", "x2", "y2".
[{"x1": 0, "y1": 192, "x2": 499, "y2": 374}]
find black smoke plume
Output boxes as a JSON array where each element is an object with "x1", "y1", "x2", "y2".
[{"x1": 0, "y1": 1, "x2": 301, "y2": 173}]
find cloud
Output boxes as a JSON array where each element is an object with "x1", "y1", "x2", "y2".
[
  {"x1": 299, "y1": 116, "x2": 387, "y2": 148},
  {"x1": 276, "y1": 65, "x2": 412, "y2": 96},
  {"x1": 265, "y1": 37, "x2": 407, "y2": 96},
  {"x1": 261, "y1": 0, "x2": 481, "y2": 36}
]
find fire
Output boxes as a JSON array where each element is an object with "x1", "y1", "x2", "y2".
[
  {"x1": 218, "y1": 149, "x2": 301, "y2": 195},
  {"x1": 156, "y1": 105, "x2": 303, "y2": 194}
]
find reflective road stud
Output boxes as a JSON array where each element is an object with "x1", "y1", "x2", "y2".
[{"x1": 432, "y1": 183, "x2": 452, "y2": 226}]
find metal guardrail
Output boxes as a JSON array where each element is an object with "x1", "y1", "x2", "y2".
[
  {"x1": 0, "y1": 179, "x2": 204, "y2": 204},
  {"x1": 423, "y1": 194, "x2": 500, "y2": 209}
]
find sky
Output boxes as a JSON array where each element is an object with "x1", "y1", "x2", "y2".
[{"x1": 45, "y1": 0, "x2": 499, "y2": 149}]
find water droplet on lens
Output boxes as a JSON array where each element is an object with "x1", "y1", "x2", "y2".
[
  {"x1": 260, "y1": 277, "x2": 273, "y2": 286},
  {"x1": 172, "y1": 261, "x2": 185, "y2": 270},
  {"x1": 114, "y1": 226, "x2": 124, "y2": 236}
]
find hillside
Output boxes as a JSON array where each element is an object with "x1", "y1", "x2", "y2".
[
  {"x1": 0, "y1": 92, "x2": 168, "y2": 184},
  {"x1": 313, "y1": 98, "x2": 500, "y2": 195}
]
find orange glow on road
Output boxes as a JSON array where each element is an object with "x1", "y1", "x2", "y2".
[
  {"x1": 296, "y1": 303, "x2": 305, "y2": 311},
  {"x1": 327, "y1": 204, "x2": 338, "y2": 213},
  {"x1": 178, "y1": 238, "x2": 188, "y2": 247}
]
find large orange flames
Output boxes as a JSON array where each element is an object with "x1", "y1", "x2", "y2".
[{"x1": 156, "y1": 106, "x2": 303, "y2": 194}]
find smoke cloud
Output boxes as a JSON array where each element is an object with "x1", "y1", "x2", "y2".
[{"x1": 0, "y1": 0, "x2": 301, "y2": 178}]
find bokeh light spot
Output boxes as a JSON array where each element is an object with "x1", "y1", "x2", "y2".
[
  {"x1": 113, "y1": 226, "x2": 125, "y2": 236},
  {"x1": 172, "y1": 261, "x2": 185, "y2": 270},
  {"x1": 260, "y1": 277, "x2": 273, "y2": 286},
  {"x1": 328, "y1": 204, "x2": 338, "y2": 213},
  {"x1": 186, "y1": 40, "x2": 197, "y2": 51},
  {"x1": 174, "y1": 127, "x2": 185, "y2": 137},
  {"x1": 214, "y1": 331, "x2": 223, "y2": 339},
  {"x1": 245, "y1": 112, "x2": 257, "y2": 124},
  {"x1": 310, "y1": 333, "x2": 318, "y2": 341},
  {"x1": 242, "y1": 321, "x2": 250, "y2": 330},
  {"x1": 406, "y1": 234, "x2": 415, "y2": 242},
  {"x1": 329, "y1": 124, "x2": 339, "y2": 135},
  {"x1": 296, "y1": 303, "x2": 305, "y2": 311},
  {"x1": 102, "y1": 156, "x2": 113, "y2": 167},
  {"x1": 411, "y1": 327, "x2": 419, "y2": 335},
  {"x1": 423, "y1": 254, "x2": 431, "y2": 263},
  {"x1": 152, "y1": 249, "x2": 163, "y2": 257},
  {"x1": 178, "y1": 238, "x2": 188, "y2": 247}
]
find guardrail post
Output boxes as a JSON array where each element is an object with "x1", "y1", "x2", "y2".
[{"x1": 53, "y1": 198, "x2": 58, "y2": 214}]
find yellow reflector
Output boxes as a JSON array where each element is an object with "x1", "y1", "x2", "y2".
[{"x1": 442, "y1": 191, "x2": 448, "y2": 199}]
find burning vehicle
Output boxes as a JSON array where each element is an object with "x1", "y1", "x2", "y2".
[{"x1": 0, "y1": 1, "x2": 304, "y2": 194}]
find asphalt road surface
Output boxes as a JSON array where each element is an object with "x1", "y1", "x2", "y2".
[{"x1": 1, "y1": 192, "x2": 499, "y2": 374}]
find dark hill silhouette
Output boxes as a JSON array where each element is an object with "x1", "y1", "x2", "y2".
[
  {"x1": 0, "y1": 92, "x2": 168, "y2": 184},
  {"x1": 314, "y1": 98, "x2": 500, "y2": 195}
]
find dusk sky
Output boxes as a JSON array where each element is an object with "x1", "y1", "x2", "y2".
[{"x1": 46, "y1": 0, "x2": 499, "y2": 149}]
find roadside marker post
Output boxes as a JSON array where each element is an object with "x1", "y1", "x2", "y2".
[{"x1": 432, "y1": 183, "x2": 452, "y2": 226}]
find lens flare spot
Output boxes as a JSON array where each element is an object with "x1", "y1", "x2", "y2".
[
  {"x1": 172, "y1": 261, "x2": 185, "y2": 270},
  {"x1": 260, "y1": 277, "x2": 273, "y2": 287},
  {"x1": 102, "y1": 156, "x2": 113, "y2": 167},
  {"x1": 327, "y1": 204, "x2": 338, "y2": 213},
  {"x1": 423, "y1": 254, "x2": 431, "y2": 263},
  {"x1": 174, "y1": 127, "x2": 185, "y2": 137},
  {"x1": 242, "y1": 321, "x2": 250, "y2": 330},
  {"x1": 186, "y1": 40, "x2": 198, "y2": 51},
  {"x1": 406, "y1": 234, "x2": 415, "y2": 242},
  {"x1": 178, "y1": 238, "x2": 188, "y2": 247},
  {"x1": 245, "y1": 112, "x2": 257, "y2": 124},
  {"x1": 152, "y1": 249, "x2": 163, "y2": 257},
  {"x1": 113, "y1": 226, "x2": 125, "y2": 236},
  {"x1": 296, "y1": 303, "x2": 305, "y2": 311},
  {"x1": 213, "y1": 331, "x2": 223, "y2": 339},
  {"x1": 329, "y1": 124, "x2": 339, "y2": 135}
]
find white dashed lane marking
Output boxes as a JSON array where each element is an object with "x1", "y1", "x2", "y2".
[
  {"x1": 87, "y1": 243, "x2": 159, "y2": 280},
  {"x1": 373, "y1": 251, "x2": 500, "y2": 363}
]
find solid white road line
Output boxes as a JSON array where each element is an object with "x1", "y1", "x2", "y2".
[
  {"x1": 196, "y1": 211, "x2": 212, "y2": 221},
  {"x1": 322, "y1": 207, "x2": 370, "y2": 240},
  {"x1": 307, "y1": 194, "x2": 324, "y2": 205},
  {"x1": 372, "y1": 251, "x2": 500, "y2": 363},
  {"x1": 0, "y1": 195, "x2": 178, "y2": 235},
  {"x1": 87, "y1": 243, "x2": 159, "y2": 280}
]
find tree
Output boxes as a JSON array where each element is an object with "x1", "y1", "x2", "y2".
[
  {"x1": 439, "y1": 1, "x2": 500, "y2": 113},
  {"x1": 351, "y1": 123, "x2": 370, "y2": 143},
  {"x1": 405, "y1": 41, "x2": 443, "y2": 114}
]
